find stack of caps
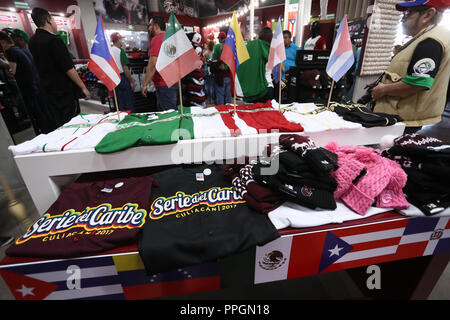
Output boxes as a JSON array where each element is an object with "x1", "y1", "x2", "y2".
[
  {"x1": 222, "y1": 158, "x2": 287, "y2": 214},
  {"x1": 325, "y1": 142, "x2": 409, "y2": 215},
  {"x1": 252, "y1": 135, "x2": 339, "y2": 210},
  {"x1": 382, "y1": 134, "x2": 450, "y2": 216},
  {"x1": 183, "y1": 68, "x2": 206, "y2": 107}
]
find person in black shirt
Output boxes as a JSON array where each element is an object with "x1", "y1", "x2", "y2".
[
  {"x1": 0, "y1": 31, "x2": 55, "y2": 134},
  {"x1": 29, "y1": 7, "x2": 90, "y2": 128}
]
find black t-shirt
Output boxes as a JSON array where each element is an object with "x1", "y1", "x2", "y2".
[
  {"x1": 28, "y1": 28, "x2": 75, "y2": 95},
  {"x1": 5, "y1": 46, "x2": 37, "y2": 94},
  {"x1": 402, "y1": 38, "x2": 443, "y2": 89},
  {"x1": 138, "y1": 165, "x2": 280, "y2": 275}
]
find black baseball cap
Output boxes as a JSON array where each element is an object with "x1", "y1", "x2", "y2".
[{"x1": 0, "y1": 31, "x2": 12, "y2": 42}]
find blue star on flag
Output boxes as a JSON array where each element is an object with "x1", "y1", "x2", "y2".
[{"x1": 318, "y1": 231, "x2": 353, "y2": 272}]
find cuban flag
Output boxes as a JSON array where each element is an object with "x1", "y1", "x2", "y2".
[
  {"x1": 326, "y1": 15, "x2": 354, "y2": 82},
  {"x1": 267, "y1": 16, "x2": 286, "y2": 84},
  {"x1": 88, "y1": 16, "x2": 121, "y2": 91}
]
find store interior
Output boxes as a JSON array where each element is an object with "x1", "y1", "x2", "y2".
[{"x1": 0, "y1": 0, "x2": 449, "y2": 301}]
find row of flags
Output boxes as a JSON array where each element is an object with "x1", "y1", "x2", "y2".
[{"x1": 87, "y1": 12, "x2": 354, "y2": 104}]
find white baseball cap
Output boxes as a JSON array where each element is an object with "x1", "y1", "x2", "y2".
[{"x1": 192, "y1": 33, "x2": 202, "y2": 45}]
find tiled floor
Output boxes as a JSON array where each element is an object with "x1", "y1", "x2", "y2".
[{"x1": 0, "y1": 100, "x2": 449, "y2": 300}]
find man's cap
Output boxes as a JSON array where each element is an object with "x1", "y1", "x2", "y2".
[
  {"x1": 218, "y1": 31, "x2": 226, "y2": 38},
  {"x1": 396, "y1": 0, "x2": 450, "y2": 12},
  {"x1": 110, "y1": 32, "x2": 125, "y2": 42},
  {"x1": 9, "y1": 29, "x2": 30, "y2": 42}
]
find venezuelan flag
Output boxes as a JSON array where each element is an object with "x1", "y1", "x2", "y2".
[{"x1": 220, "y1": 11, "x2": 250, "y2": 80}]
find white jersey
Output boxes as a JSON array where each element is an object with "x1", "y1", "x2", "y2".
[
  {"x1": 268, "y1": 201, "x2": 394, "y2": 230},
  {"x1": 272, "y1": 101, "x2": 362, "y2": 132},
  {"x1": 9, "y1": 112, "x2": 128, "y2": 155}
]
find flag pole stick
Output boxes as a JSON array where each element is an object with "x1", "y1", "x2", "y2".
[
  {"x1": 278, "y1": 63, "x2": 283, "y2": 112},
  {"x1": 178, "y1": 80, "x2": 183, "y2": 117},
  {"x1": 327, "y1": 79, "x2": 335, "y2": 109},
  {"x1": 233, "y1": 79, "x2": 237, "y2": 113},
  {"x1": 113, "y1": 88, "x2": 120, "y2": 122}
]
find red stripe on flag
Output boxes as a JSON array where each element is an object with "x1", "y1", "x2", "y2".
[
  {"x1": 88, "y1": 58, "x2": 120, "y2": 91},
  {"x1": 324, "y1": 241, "x2": 428, "y2": 273},
  {"x1": 287, "y1": 232, "x2": 327, "y2": 279},
  {"x1": 349, "y1": 237, "x2": 402, "y2": 252},
  {"x1": 324, "y1": 254, "x2": 401, "y2": 272},
  {"x1": 395, "y1": 241, "x2": 428, "y2": 258},
  {"x1": 158, "y1": 48, "x2": 203, "y2": 88},
  {"x1": 336, "y1": 16, "x2": 352, "y2": 56},
  {"x1": 107, "y1": 57, "x2": 120, "y2": 75},
  {"x1": 221, "y1": 44, "x2": 236, "y2": 80},
  {"x1": 446, "y1": 219, "x2": 450, "y2": 229},
  {"x1": 122, "y1": 276, "x2": 221, "y2": 300},
  {"x1": 332, "y1": 219, "x2": 409, "y2": 238}
]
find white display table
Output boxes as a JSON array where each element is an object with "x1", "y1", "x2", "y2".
[{"x1": 13, "y1": 122, "x2": 405, "y2": 214}]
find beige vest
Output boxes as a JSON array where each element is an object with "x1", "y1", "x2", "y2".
[{"x1": 374, "y1": 25, "x2": 450, "y2": 127}]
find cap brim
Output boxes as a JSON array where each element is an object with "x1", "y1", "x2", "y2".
[{"x1": 395, "y1": 0, "x2": 427, "y2": 11}]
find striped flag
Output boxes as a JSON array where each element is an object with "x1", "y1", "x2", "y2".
[
  {"x1": 0, "y1": 252, "x2": 221, "y2": 300},
  {"x1": 220, "y1": 11, "x2": 250, "y2": 82},
  {"x1": 113, "y1": 254, "x2": 220, "y2": 300},
  {"x1": 287, "y1": 9, "x2": 297, "y2": 39},
  {"x1": 267, "y1": 16, "x2": 286, "y2": 84},
  {"x1": 88, "y1": 16, "x2": 121, "y2": 91},
  {"x1": 1, "y1": 256, "x2": 125, "y2": 300},
  {"x1": 326, "y1": 15, "x2": 354, "y2": 82},
  {"x1": 255, "y1": 216, "x2": 450, "y2": 283},
  {"x1": 155, "y1": 12, "x2": 203, "y2": 88}
]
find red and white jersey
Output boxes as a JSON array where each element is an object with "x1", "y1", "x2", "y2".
[{"x1": 304, "y1": 35, "x2": 327, "y2": 51}]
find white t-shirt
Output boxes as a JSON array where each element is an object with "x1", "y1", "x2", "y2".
[{"x1": 110, "y1": 46, "x2": 124, "y2": 73}]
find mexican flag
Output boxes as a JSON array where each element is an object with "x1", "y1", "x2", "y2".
[{"x1": 156, "y1": 12, "x2": 203, "y2": 87}]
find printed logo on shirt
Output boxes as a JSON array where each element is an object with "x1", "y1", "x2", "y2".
[
  {"x1": 413, "y1": 58, "x2": 435, "y2": 77},
  {"x1": 258, "y1": 250, "x2": 287, "y2": 270},
  {"x1": 149, "y1": 187, "x2": 245, "y2": 220},
  {"x1": 16, "y1": 203, "x2": 147, "y2": 244}
]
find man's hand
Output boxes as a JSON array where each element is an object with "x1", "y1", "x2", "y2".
[
  {"x1": 130, "y1": 80, "x2": 135, "y2": 92},
  {"x1": 371, "y1": 82, "x2": 387, "y2": 100},
  {"x1": 219, "y1": 63, "x2": 225, "y2": 71},
  {"x1": 82, "y1": 87, "x2": 91, "y2": 100},
  {"x1": 141, "y1": 84, "x2": 148, "y2": 97}
]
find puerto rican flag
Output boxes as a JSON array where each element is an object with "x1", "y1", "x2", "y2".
[
  {"x1": 87, "y1": 16, "x2": 121, "y2": 91},
  {"x1": 326, "y1": 15, "x2": 354, "y2": 82},
  {"x1": 267, "y1": 16, "x2": 286, "y2": 84}
]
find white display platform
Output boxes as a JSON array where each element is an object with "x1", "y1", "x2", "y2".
[{"x1": 13, "y1": 122, "x2": 405, "y2": 214}]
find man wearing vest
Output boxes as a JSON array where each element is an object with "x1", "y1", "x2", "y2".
[{"x1": 371, "y1": 0, "x2": 450, "y2": 134}]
